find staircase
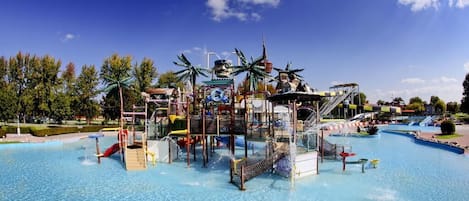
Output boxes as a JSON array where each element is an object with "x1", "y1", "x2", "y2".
[
  {"x1": 125, "y1": 148, "x2": 147, "y2": 170},
  {"x1": 304, "y1": 84, "x2": 359, "y2": 127}
]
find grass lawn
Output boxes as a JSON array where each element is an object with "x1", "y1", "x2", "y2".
[
  {"x1": 435, "y1": 134, "x2": 462, "y2": 139},
  {"x1": 0, "y1": 141, "x2": 21, "y2": 144}
]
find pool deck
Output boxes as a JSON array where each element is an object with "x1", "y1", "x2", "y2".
[
  {"x1": 417, "y1": 125, "x2": 469, "y2": 154},
  {"x1": 1, "y1": 131, "x2": 118, "y2": 143}
]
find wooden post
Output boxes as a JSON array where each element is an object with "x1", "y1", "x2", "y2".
[
  {"x1": 95, "y1": 138, "x2": 101, "y2": 164},
  {"x1": 316, "y1": 152, "x2": 319, "y2": 174},
  {"x1": 202, "y1": 106, "x2": 206, "y2": 167},
  {"x1": 243, "y1": 92, "x2": 247, "y2": 158},
  {"x1": 193, "y1": 137, "x2": 196, "y2": 161},
  {"x1": 205, "y1": 135, "x2": 209, "y2": 164},
  {"x1": 230, "y1": 159, "x2": 233, "y2": 183},
  {"x1": 321, "y1": 129, "x2": 324, "y2": 163},
  {"x1": 186, "y1": 99, "x2": 191, "y2": 167},
  {"x1": 240, "y1": 165, "x2": 246, "y2": 191},
  {"x1": 168, "y1": 139, "x2": 172, "y2": 164},
  {"x1": 342, "y1": 156, "x2": 346, "y2": 172}
]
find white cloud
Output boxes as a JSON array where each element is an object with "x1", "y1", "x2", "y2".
[
  {"x1": 330, "y1": 80, "x2": 344, "y2": 86},
  {"x1": 464, "y1": 61, "x2": 469, "y2": 72},
  {"x1": 206, "y1": 0, "x2": 279, "y2": 21},
  {"x1": 450, "y1": 0, "x2": 469, "y2": 8},
  {"x1": 370, "y1": 83, "x2": 461, "y2": 103},
  {"x1": 61, "y1": 33, "x2": 77, "y2": 42},
  {"x1": 251, "y1": 12, "x2": 262, "y2": 21},
  {"x1": 181, "y1": 47, "x2": 205, "y2": 55},
  {"x1": 401, "y1": 77, "x2": 425, "y2": 84},
  {"x1": 239, "y1": 0, "x2": 280, "y2": 6},
  {"x1": 433, "y1": 76, "x2": 458, "y2": 83},
  {"x1": 399, "y1": 0, "x2": 469, "y2": 11},
  {"x1": 398, "y1": 0, "x2": 440, "y2": 11}
]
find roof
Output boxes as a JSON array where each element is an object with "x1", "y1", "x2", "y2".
[
  {"x1": 267, "y1": 92, "x2": 322, "y2": 102},
  {"x1": 145, "y1": 88, "x2": 174, "y2": 95},
  {"x1": 202, "y1": 79, "x2": 234, "y2": 86}
]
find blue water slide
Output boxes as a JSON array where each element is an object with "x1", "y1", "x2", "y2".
[
  {"x1": 215, "y1": 136, "x2": 265, "y2": 149},
  {"x1": 419, "y1": 116, "x2": 433, "y2": 126}
]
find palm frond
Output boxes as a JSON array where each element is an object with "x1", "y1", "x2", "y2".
[{"x1": 101, "y1": 83, "x2": 118, "y2": 93}]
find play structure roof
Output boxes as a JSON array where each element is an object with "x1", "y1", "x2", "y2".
[
  {"x1": 202, "y1": 79, "x2": 234, "y2": 86},
  {"x1": 145, "y1": 88, "x2": 174, "y2": 95},
  {"x1": 267, "y1": 92, "x2": 322, "y2": 102}
]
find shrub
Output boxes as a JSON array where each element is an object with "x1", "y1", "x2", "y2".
[
  {"x1": 79, "y1": 125, "x2": 106, "y2": 133},
  {"x1": 367, "y1": 125, "x2": 379, "y2": 135},
  {"x1": 440, "y1": 120, "x2": 455, "y2": 135},
  {"x1": 0, "y1": 128, "x2": 6, "y2": 138},
  {"x1": 30, "y1": 127, "x2": 79, "y2": 137},
  {"x1": 4, "y1": 126, "x2": 31, "y2": 134}
]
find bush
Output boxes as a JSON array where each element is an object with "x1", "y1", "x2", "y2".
[
  {"x1": 0, "y1": 128, "x2": 6, "y2": 138},
  {"x1": 367, "y1": 125, "x2": 379, "y2": 135},
  {"x1": 30, "y1": 127, "x2": 79, "y2": 137},
  {"x1": 440, "y1": 120, "x2": 455, "y2": 135},
  {"x1": 4, "y1": 126, "x2": 31, "y2": 134}
]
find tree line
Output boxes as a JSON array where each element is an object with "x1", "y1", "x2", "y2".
[
  {"x1": 1, "y1": 51, "x2": 468, "y2": 125},
  {"x1": 0, "y1": 52, "x2": 182, "y2": 124}
]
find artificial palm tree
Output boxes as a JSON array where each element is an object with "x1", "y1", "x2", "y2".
[
  {"x1": 273, "y1": 62, "x2": 304, "y2": 82},
  {"x1": 102, "y1": 76, "x2": 134, "y2": 129},
  {"x1": 230, "y1": 48, "x2": 271, "y2": 92},
  {"x1": 173, "y1": 53, "x2": 210, "y2": 113}
]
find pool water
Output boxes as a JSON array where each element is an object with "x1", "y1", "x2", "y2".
[
  {"x1": 1, "y1": 131, "x2": 469, "y2": 201},
  {"x1": 384, "y1": 124, "x2": 441, "y2": 133}
]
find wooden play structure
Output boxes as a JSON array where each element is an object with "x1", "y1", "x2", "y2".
[{"x1": 229, "y1": 92, "x2": 322, "y2": 190}]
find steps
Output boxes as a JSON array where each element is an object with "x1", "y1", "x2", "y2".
[{"x1": 125, "y1": 148, "x2": 147, "y2": 171}]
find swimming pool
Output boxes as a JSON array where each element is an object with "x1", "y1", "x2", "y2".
[{"x1": 1, "y1": 131, "x2": 468, "y2": 201}]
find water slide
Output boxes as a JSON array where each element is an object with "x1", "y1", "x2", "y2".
[
  {"x1": 216, "y1": 136, "x2": 265, "y2": 150},
  {"x1": 419, "y1": 116, "x2": 433, "y2": 126},
  {"x1": 102, "y1": 143, "x2": 120, "y2": 157}
]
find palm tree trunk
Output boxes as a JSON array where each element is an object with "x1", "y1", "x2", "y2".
[
  {"x1": 119, "y1": 86, "x2": 124, "y2": 129},
  {"x1": 192, "y1": 75, "x2": 197, "y2": 115}
]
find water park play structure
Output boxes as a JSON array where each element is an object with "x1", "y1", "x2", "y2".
[{"x1": 87, "y1": 47, "x2": 390, "y2": 190}]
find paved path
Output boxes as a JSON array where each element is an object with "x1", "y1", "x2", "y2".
[{"x1": 418, "y1": 125, "x2": 469, "y2": 153}]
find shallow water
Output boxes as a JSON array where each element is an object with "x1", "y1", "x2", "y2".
[{"x1": 1, "y1": 131, "x2": 468, "y2": 201}]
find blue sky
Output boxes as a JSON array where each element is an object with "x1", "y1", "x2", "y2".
[{"x1": 1, "y1": 0, "x2": 469, "y2": 104}]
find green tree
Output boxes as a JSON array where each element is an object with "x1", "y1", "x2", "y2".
[
  {"x1": 76, "y1": 65, "x2": 100, "y2": 124},
  {"x1": 406, "y1": 96, "x2": 425, "y2": 114},
  {"x1": 446, "y1": 101, "x2": 459, "y2": 114},
  {"x1": 27, "y1": 55, "x2": 61, "y2": 121},
  {"x1": 100, "y1": 54, "x2": 134, "y2": 128},
  {"x1": 0, "y1": 85, "x2": 17, "y2": 122},
  {"x1": 434, "y1": 99, "x2": 446, "y2": 114},
  {"x1": 52, "y1": 62, "x2": 77, "y2": 122},
  {"x1": 156, "y1": 71, "x2": 184, "y2": 88},
  {"x1": 353, "y1": 92, "x2": 367, "y2": 106},
  {"x1": 392, "y1": 97, "x2": 404, "y2": 106},
  {"x1": 461, "y1": 73, "x2": 469, "y2": 113},
  {"x1": 376, "y1": 100, "x2": 385, "y2": 106},
  {"x1": 133, "y1": 57, "x2": 158, "y2": 93},
  {"x1": 430, "y1": 96, "x2": 440, "y2": 106},
  {"x1": 7, "y1": 52, "x2": 32, "y2": 122},
  {"x1": 173, "y1": 54, "x2": 210, "y2": 112},
  {"x1": 0, "y1": 56, "x2": 17, "y2": 122}
]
